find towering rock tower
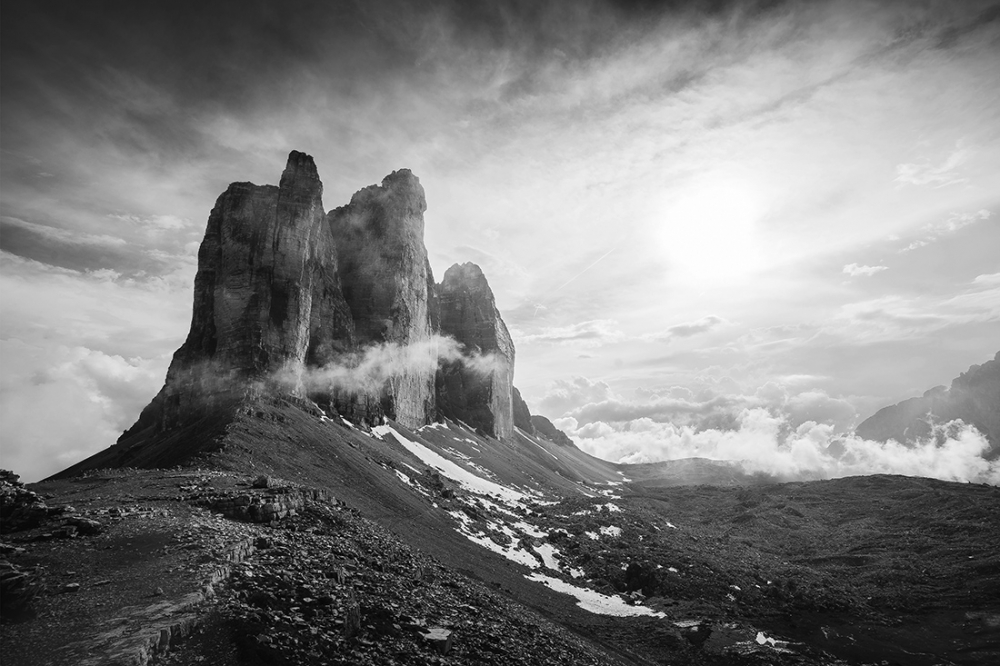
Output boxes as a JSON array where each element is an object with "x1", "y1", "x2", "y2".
[
  {"x1": 127, "y1": 151, "x2": 356, "y2": 434},
  {"x1": 436, "y1": 263, "x2": 515, "y2": 439},
  {"x1": 74, "y1": 150, "x2": 529, "y2": 477},
  {"x1": 327, "y1": 170, "x2": 437, "y2": 428}
]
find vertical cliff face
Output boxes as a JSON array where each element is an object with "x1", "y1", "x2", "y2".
[
  {"x1": 133, "y1": 151, "x2": 356, "y2": 432},
  {"x1": 327, "y1": 170, "x2": 436, "y2": 428},
  {"x1": 436, "y1": 263, "x2": 515, "y2": 439}
]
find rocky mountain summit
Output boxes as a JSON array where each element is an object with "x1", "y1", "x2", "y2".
[
  {"x1": 65, "y1": 151, "x2": 562, "y2": 477},
  {"x1": 856, "y1": 351, "x2": 1000, "y2": 458}
]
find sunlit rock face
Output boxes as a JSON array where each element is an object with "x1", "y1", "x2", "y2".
[
  {"x1": 327, "y1": 170, "x2": 437, "y2": 429},
  {"x1": 436, "y1": 263, "x2": 515, "y2": 439},
  {"x1": 855, "y1": 351, "x2": 1000, "y2": 458}
]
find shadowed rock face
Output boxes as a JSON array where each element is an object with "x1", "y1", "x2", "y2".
[
  {"x1": 855, "y1": 351, "x2": 1000, "y2": 458},
  {"x1": 436, "y1": 263, "x2": 515, "y2": 439},
  {"x1": 512, "y1": 387, "x2": 534, "y2": 433},
  {"x1": 327, "y1": 170, "x2": 436, "y2": 429},
  {"x1": 530, "y1": 415, "x2": 575, "y2": 447},
  {"x1": 134, "y1": 151, "x2": 356, "y2": 432}
]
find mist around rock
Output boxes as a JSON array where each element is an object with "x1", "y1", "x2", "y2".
[
  {"x1": 561, "y1": 408, "x2": 1000, "y2": 485},
  {"x1": 272, "y1": 334, "x2": 502, "y2": 398}
]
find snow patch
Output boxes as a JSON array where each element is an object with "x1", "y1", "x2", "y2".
[
  {"x1": 448, "y1": 511, "x2": 539, "y2": 569},
  {"x1": 374, "y1": 425, "x2": 526, "y2": 504},
  {"x1": 526, "y1": 574, "x2": 666, "y2": 618},
  {"x1": 514, "y1": 521, "x2": 547, "y2": 538},
  {"x1": 599, "y1": 525, "x2": 622, "y2": 538},
  {"x1": 533, "y1": 543, "x2": 562, "y2": 571}
]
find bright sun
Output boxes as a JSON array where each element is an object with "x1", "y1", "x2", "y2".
[{"x1": 657, "y1": 176, "x2": 767, "y2": 285}]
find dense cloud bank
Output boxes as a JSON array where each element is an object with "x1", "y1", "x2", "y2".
[
  {"x1": 556, "y1": 409, "x2": 999, "y2": 485},
  {"x1": 538, "y1": 374, "x2": 1000, "y2": 485}
]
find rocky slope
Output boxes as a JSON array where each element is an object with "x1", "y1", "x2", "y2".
[{"x1": 856, "y1": 351, "x2": 1000, "y2": 458}]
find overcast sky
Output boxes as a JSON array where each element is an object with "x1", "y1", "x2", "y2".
[{"x1": 2, "y1": 0, "x2": 999, "y2": 482}]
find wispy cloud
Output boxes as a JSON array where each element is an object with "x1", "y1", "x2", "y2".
[
  {"x1": 899, "y1": 209, "x2": 991, "y2": 253},
  {"x1": 643, "y1": 315, "x2": 728, "y2": 341},
  {"x1": 511, "y1": 320, "x2": 624, "y2": 346},
  {"x1": 843, "y1": 263, "x2": 888, "y2": 277},
  {"x1": 895, "y1": 144, "x2": 972, "y2": 187}
]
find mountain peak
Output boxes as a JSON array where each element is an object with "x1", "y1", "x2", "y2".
[{"x1": 56, "y1": 153, "x2": 546, "y2": 474}]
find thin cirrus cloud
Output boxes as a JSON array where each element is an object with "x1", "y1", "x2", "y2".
[
  {"x1": 894, "y1": 144, "x2": 972, "y2": 187},
  {"x1": 899, "y1": 209, "x2": 991, "y2": 253}
]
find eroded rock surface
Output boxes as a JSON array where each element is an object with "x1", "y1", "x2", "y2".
[
  {"x1": 328, "y1": 170, "x2": 436, "y2": 429},
  {"x1": 126, "y1": 151, "x2": 356, "y2": 435},
  {"x1": 436, "y1": 263, "x2": 515, "y2": 439}
]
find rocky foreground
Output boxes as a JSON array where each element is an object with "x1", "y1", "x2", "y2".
[
  {"x1": 0, "y1": 469, "x2": 617, "y2": 666},
  {"x1": 3, "y1": 459, "x2": 998, "y2": 666}
]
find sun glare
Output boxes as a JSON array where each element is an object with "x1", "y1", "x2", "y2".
[{"x1": 657, "y1": 177, "x2": 767, "y2": 285}]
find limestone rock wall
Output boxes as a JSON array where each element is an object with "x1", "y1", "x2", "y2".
[
  {"x1": 436, "y1": 263, "x2": 514, "y2": 439},
  {"x1": 327, "y1": 170, "x2": 436, "y2": 429},
  {"x1": 129, "y1": 151, "x2": 356, "y2": 433}
]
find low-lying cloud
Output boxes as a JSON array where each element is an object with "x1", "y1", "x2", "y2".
[
  {"x1": 558, "y1": 409, "x2": 999, "y2": 485},
  {"x1": 274, "y1": 334, "x2": 501, "y2": 397}
]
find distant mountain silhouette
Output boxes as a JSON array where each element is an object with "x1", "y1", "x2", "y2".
[{"x1": 855, "y1": 351, "x2": 1000, "y2": 459}]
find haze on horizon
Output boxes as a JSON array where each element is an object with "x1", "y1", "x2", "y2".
[{"x1": 1, "y1": 0, "x2": 998, "y2": 483}]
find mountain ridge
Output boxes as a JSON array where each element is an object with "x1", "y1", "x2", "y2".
[{"x1": 855, "y1": 351, "x2": 1000, "y2": 458}]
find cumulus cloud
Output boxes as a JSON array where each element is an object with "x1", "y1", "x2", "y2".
[
  {"x1": 569, "y1": 394, "x2": 741, "y2": 425},
  {"x1": 0, "y1": 342, "x2": 167, "y2": 482},
  {"x1": 535, "y1": 371, "x2": 865, "y2": 447},
  {"x1": 564, "y1": 409, "x2": 999, "y2": 485},
  {"x1": 537, "y1": 376, "x2": 617, "y2": 416},
  {"x1": 843, "y1": 263, "x2": 888, "y2": 277}
]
